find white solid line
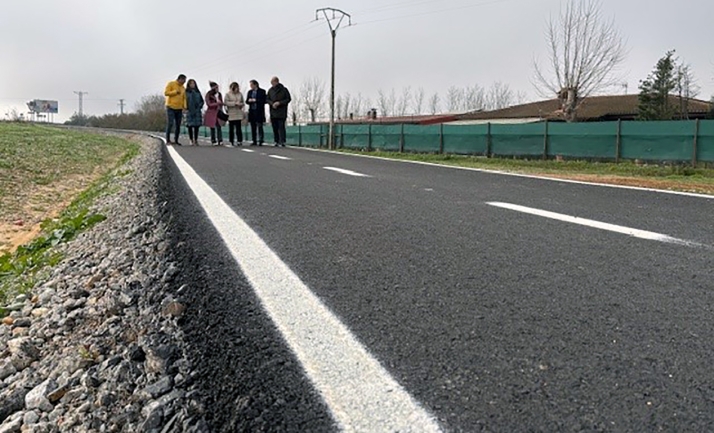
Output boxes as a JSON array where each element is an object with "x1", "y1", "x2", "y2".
[
  {"x1": 269, "y1": 154, "x2": 291, "y2": 160},
  {"x1": 293, "y1": 147, "x2": 714, "y2": 200},
  {"x1": 165, "y1": 145, "x2": 441, "y2": 433},
  {"x1": 323, "y1": 167, "x2": 372, "y2": 178},
  {"x1": 242, "y1": 149, "x2": 255, "y2": 153},
  {"x1": 487, "y1": 202, "x2": 703, "y2": 247}
]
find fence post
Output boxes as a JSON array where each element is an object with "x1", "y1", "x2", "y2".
[
  {"x1": 298, "y1": 124, "x2": 302, "y2": 147},
  {"x1": 486, "y1": 122, "x2": 492, "y2": 158},
  {"x1": 367, "y1": 124, "x2": 372, "y2": 152},
  {"x1": 340, "y1": 124, "x2": 344, "y2": 149},
  {"x1": 615, "y1": 119, "x2": 622, "y2": 162},
  {"x1": 319, "y1": 124, "x2": 324, "y2": 148},
  {"x1": 439, "y1": 123, "x2": 444, "y2": 154},
  {"x1": 399, "y1": 123, "x2": 405, "y2": 153},
  {"x1": 693, "y1": 118, "x2": 700, "y2": 167},
  {"x1": 542, "y1": 119, "x2": 549, "y2": 160}
]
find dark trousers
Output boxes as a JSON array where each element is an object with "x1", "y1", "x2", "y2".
[
  {"x1": 250, "y1": 122, "x2": 264, "y2": 145},
  {"x1": 166, "y1": 108, "x2": 183, "y2": 142},
  {"x1": 228, "y1": 120, "x2": 243, "y2": 144},
  {"x1": 210, "y1": 125, "x2": 223, "y2": 144},
  {"x1": 271, "y1": 118, "x2": 287, "y2": 144},
  {"x1": 187, "y1": 126, "x2": 200, "y2": 142}
]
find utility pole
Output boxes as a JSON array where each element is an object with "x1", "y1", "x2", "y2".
[
  {"x1": 316, "y1": 7, "x2": 351, "y2": 150},
  {"x1": 118, "y1": 99, "x2": 126, "y2": 115},
  {"x1": 74, "y1": 91, "x2": 88, "y2": 116}
]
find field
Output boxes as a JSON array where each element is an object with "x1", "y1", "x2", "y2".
[
  {"x1": 0, "y1": 122, "x2": 139, "y2": 309},
  {"x1": 0, "y1": 123, "x2": 138, "y2": 252}
]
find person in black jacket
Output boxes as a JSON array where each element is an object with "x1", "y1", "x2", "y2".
[
  {"x1": 246, "y1": 80, "x2": 267, "y2": 146},
  {"x1": 266, "y1": 76, "x2": 291, "y2": 147}
]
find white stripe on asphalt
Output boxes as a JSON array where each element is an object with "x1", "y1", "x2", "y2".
[
  {"x1": 242, "y1": 149, "x2": 255, "y2": 153},
  {"x1": 323, "y1": 167, "x2": 372, "y2": 178},
  {"x1": 166, "y1": 144, "x2": 441, "y2": 433},
  {"x1": 294, "y1": 147, "x2": 714, "y2": 200},
  {"x1": 269, "y1": 154, "x2": 292, "y2": 160},
  {"x1": 487, "y1": 202, "x2": 703, "y2": 247}
]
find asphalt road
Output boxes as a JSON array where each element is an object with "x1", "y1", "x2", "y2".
[{"x1": 168, "y1": 142, "x2": 714, "y2": 432}]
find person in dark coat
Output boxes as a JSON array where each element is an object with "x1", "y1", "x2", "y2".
[
  {"x1": 185, "y1": 79, "x2": 204, "y2": 146},
  {"x1": 246, "y1": 79, "x2": 267, "y2": 146},
  {"x1": 204, "y1": 81, "x2": 225, "y2": 146},
  {"x1": 266, "y1": 76, "x2": 291, "y2": 147}
]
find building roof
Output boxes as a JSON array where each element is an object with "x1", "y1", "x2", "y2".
[
  {"x1": 456, "y1": 94, "x2": 712, "y2": 122},
  {"x1": 315, "y1": 113, "x2": 458, "y2": 126}
]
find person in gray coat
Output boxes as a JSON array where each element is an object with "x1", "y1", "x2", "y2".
[{"x1": 266, "y1": 76, "x2": 291, "y2": 147}]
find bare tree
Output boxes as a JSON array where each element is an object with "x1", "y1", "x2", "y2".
[
  {"x1": 396, "y1": 86, "x2": 412, "y2": 116},
  {"x1": 485, "y1": 82, "x2": 516, "y2": 110},
  {"x1": 676, "y1": 63, "x2": 701, "y2": 119},
  {"x1": 300, "y1": 77, "x2": 326, "y2": 122},
  {"x1": 533, "y1": 0, "x2": 626, "y2": 122},
  {"x1": 341, "y1": 93, "x2": 352, "y2": 119},
  {"x1": 4, "y1": 107, "x2": 24, "y2": 121},
  {"x1": 352, "y1": 93, "x2": 365, "y2": 118},
  {"x1": 464, "y1": 85, "x2": 486, "y2": 111},
  {"x1": 377, "y1": 88, "x2": 397, "y2": 117},
  {"x1": 429, "y1": 92, "x2": 441, "y2": 115},
  {"x1": 336, "y1": 96, "x2": 344, "y2": 120},
  {"x1": 446, "y1": 86, "x2": 462, "y2": 112},
  {"x1": 413, "y1": 87, "x2": 425, "y2": 115}
]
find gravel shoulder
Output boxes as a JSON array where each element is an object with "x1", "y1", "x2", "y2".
[{"x1": 1, "y1": 136, "x2": 208, "y2": 432}]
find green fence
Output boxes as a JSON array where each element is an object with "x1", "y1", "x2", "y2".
[{"x1": 179, "y1": 120, "x2": 714, "y2": 164}]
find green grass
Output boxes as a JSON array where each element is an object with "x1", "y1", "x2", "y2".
[
  {"x1": 0, "y1": 123, "x2": 140, "y2": 314},
  {"x1": 0, "y1": 122, "x2": 136, "y2": 221},
  {"x1": 335, "y1": 149, "x2": 714, "y2": 194}
]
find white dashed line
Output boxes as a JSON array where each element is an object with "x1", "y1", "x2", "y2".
[
  {"x1": 323, "y1": 167, "x2": 372, "y2": 178},
  {"x1": 269, "y1": 155, "x2": 291, "y2": 160},
  {"x1": 487, "y1": 202, "x2": 704, "y2": 247},
  {"x1": 242, "y1": 149, "x2": 255, "y2": 153},
  {"x1": 165, "y1": 144, "x2": 441, "y2": 433}
]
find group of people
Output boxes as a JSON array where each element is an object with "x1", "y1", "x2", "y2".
[{"x1": 164, "y1": 74, "x2": 292, "y2": 147}]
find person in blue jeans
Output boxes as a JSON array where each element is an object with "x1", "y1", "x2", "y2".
[{"x1": 164, "y1": 74, "x2": 187, "y2": 145}]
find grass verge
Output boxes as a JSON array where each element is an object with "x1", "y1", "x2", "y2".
[
  {"x1": 336, "y1": 149, "x2": 714, "y2": 195},
  {"x1": 0, "y1": 123, "x2": 140, "y2": 314}
]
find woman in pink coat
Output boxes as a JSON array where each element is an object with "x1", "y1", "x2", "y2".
[{"x1": 204, "y1": 81, "x2": 225, "y2": 146}]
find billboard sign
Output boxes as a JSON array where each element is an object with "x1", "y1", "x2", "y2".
[{"x1": 28, "y1": 100, "x2": 59, "y2": 114}]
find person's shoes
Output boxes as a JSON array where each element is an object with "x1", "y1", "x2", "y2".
[
  {"x1": 281, "y1": 143, "x2": 286, "y2": 147},
  {"x1": 237, "y1": 142, "x2": 243, "y2": 146},
  {"x1": 223, "y1": 143, "x2": 231, "y2": 148},
  {"x1": 250, "y1": 143, "x2": 257, "y2": 146},
  {"x1": 258, "y1": 143, "x2": 263, "y2": 147},
  {"x1": 212, "y1": 142, "x2": 219, "y2": 146},
  {"x1": 274, "y1": 143, "x2": 280, "y2": 147},
  {"x1": 175, "y1": 141, "x2": 182, "y2": 146}
]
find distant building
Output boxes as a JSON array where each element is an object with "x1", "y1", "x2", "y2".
[{"x1": 454, "y1": 95, "x2": 712, "y2": 124}]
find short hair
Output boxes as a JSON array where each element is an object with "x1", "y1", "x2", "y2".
[
  {"x1": 209, "y1": 81, "x2": 218, "y2": 88},
  {"x1": 177, "y1": 74, "x2": 187, "y2": 80},
  {"x1": 230, "y1": 82, "x2": 239, "y2": 91},
  {"x1": 250, "y1": 80, "x2": 259, "y2": 87}
]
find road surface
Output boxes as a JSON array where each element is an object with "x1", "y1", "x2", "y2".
[{"x1": 163, "y1": 141, "x2": 714, "y2": 432}]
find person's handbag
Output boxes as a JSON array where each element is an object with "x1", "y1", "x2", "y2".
[{"x1": 217, "y1": 109, "x2": 228, "y2": 122}]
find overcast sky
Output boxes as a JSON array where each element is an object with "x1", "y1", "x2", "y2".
[{"x1": 1, "y1": 0, "x2": 713, "y2": 122}]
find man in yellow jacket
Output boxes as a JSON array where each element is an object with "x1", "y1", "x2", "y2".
[{"x1": 164, "y1": 74, "x2": 187, "y2": 145}]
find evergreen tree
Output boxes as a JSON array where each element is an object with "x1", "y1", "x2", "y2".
[{"x1": 638, "y1": 51, "x2": 677, "y2": 120}]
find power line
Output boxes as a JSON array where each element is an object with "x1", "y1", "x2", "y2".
[{"x1": 356, "y1": 0, "x2": 517, "y2": 25}]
